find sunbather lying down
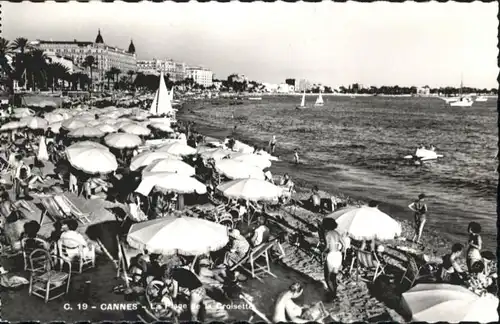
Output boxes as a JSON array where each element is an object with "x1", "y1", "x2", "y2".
[{"x1": 83, "y1": 178, "x2": 110, "y2": 199}]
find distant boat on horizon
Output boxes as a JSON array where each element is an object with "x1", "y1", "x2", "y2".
[
  {"x1": 448, "y1": 75, "x2": 473, "y2": 107},
  {"x1": 475, "y1": 95, "x2": 488, "y2": 102},
  {"x1": 314, "y1": 91, "x2": 324, "y2": 107},
  {"x1": 296, "y1": 91, "x2": 307, "y2": 109}
]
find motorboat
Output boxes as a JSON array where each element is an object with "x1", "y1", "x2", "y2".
[
  {"x1": 449, "y1": 96, "x2": 474, "y2": 107},
  {"x1": 475, "y1": 96, "x2": 488, "y2": 102},
  {"x1": 404, "y1": 148, "x2": 443, "y2": 164}
]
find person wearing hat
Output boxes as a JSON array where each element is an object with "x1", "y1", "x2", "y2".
[
  {"x1": 408, "y1": 193, "x2": 428, "y2": 243},
  {"x1": 225, "y1": 229, "x2": 250, "y2": 268}
]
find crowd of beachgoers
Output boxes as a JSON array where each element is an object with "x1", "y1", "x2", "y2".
[{"x1": 0, "y1": 94, "x2": 497, "y2": 322}]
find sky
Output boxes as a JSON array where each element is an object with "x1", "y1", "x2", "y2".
[{"x1": 3, "y1": 1, "x2": 498, "y2": 88}]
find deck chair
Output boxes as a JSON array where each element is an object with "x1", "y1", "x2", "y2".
[
  {"x1": 39, "y1": 195, "x2": 67, "y2": 225},
  {"x1": 206, "y1": 204, "x2": 226, "y2": 221},
  {"x1": 21, "y1": 237, "x2": 50, "y2": 271},
  {"x1": 400, "y1": 255, "x2": 437, "y2": 290},
  {"x1": 229, "y1": 240, "x2": 279, "y2": 282},
  {"x1": 28, "y1": 249, "x2": 71, "y2": 303},
  {"x1": 53, "y1": 194, "x2": 91, "y2": 224},
  {"x1": 240, "y1": 292, "x2": 271, "y2": 323},
  {"x1": 57, "y1": 237, "x2": 96, "y2": 273},
  {"x1": 349, "y1": 248, "x2": 387, "y2": 282}
]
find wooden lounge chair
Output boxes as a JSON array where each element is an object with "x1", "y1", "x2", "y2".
[
  {"x1": 53, "y1": 194, "x2": 91, "y2": 224},
  {"x1": 39, "y1": 195, "x2": 68, "y2": 225},
  {"x1": 239, "y1": 292, "x2": 271, "y2": 323},
  {"x1": 205, "y1": 204, "x2": 226, "y2": 222},
  {"x1": 400, "y1": 255, "x2": 437, "y2": 290},
  {"x1": 229, "y1": 240, "x2": 280, "y2": 282},
  {"x1": 349, "y1": 248, "x2": 387, "y2": 282}
]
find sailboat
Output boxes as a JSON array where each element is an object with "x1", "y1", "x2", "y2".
[
  {"x1": 296, "y1": 91, "x2": 306, "y2": 109},
  {"x1": 449, "y1": 76, "x2": 473, "y2": 107},
  {"x1": 314, "y1": 91, "x2": 324, "y2": 107},
  {"x1": 149, "y1": 71, "x2": 176, "y2": 119}
]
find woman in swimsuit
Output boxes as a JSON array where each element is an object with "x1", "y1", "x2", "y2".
[
  {"x1": 408, "y1": 193, "x2": 427, "y2": 243},
  {"x1": 466, "y1": 222, "x2": 482, "y2": 272},
  {"x1": 272, "y1": 283, "x2": 310, "y2": 323},
  {"x1": 322, "y1": 217, "x2": 350, "y2": 300}
]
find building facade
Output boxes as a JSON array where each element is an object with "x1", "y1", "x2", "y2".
[
  {"x1": 136, "y1": 59, "x2": 187, "y2": 82},
  {"x1": 186, "y1": 66, "x2": 213, "y2": 87},
  {"x1": 30, "y1": 30, "x2": 137, "y2": 87},
  {"x1": 294, "y1": 79, "x2": 312, "y2": 92},
  {"x1": 45, "y1": 51, "x2": 77, "y2": 73}
]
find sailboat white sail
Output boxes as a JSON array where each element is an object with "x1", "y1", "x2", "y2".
[
  {"x1": 296, "y1": 91, "x2": 306, "y2": 109},
  {"x1": 449, "y1": 75, "x2": 473, "y2": 107},
  {"x1": 149, "y1": 71, "x2": 173, "y2": 115},
  {"x1": 314, "y1": 91, "x2": 324, "y2": 106}
]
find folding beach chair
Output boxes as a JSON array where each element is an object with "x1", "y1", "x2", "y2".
[
  {"x1": 229, "y1": 240, "x2": 279, "y2": 282},
  {"x1": 400, "y1": 255, "x2": 437, "y2": 291},
  {"x1": 239, "y1": 292, "x2": 271, "y2": 323},
  {"x1": 53, "y1": 194, "x2": 91, "y2": 224},
  {"x1": 349, "y1": 248, "x2": 387, "y2": 282},
  {"x1": 39, "y1": 195, "x2": 68, "y2": 226}
]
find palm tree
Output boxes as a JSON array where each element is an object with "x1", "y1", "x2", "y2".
[
  {"x1": 127, "y1": 70, "x2": 135, "y2": 90},
  {"x1": 0, "y1": 38, "x2": 14, "y2": 94},
  {"x1": 83, "y1": 55, "x2": 96, "y2": 91},
  {"x1": 109, "y1": 67, "x2": 121, "y2": 87},
  {"x1": 105, "y1": 70, "x2": 114, "y2": 90},
  {"x1": 10, "y1": 37, "x2": 30, "y2": 54},
  {"x1": 25, "y1": 49, "x2": 48, "y2": 91},
  {"x1": 47, "y1": 62, "x2": 69, "y2": 92}
]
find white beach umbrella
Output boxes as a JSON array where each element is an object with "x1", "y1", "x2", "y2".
[
  {"x1": 0, "y1": 121, "x2": 23, "y2": 131},
  {"x1": 87, "y1": 119, "x2": 102, "y2": 126},
  {"x1": 196, "y1": 146, "x2": 218, "y2": 154},
  {"x1": 121, "y1": 123, "x2": 151, "y2": 136},
  {"x1": 104, "y1": 132, "x2": 142, "y2": 149},
  {"x1": 143, "y1": 159, "x2": 195, "y2": 176},
  {"x1": 149, "y1": 122, "x2": 174, "y2": 133},
  {"x1": 66, "y1": 145, "x2": 117, "y2": 174},
  {"x1": 402, "y1": 284, "x2": 499, "y2": 323},
  {"x1": 127, "y1": 216, "x2": 229, "y2": 256},
  {"x1": 130, "y1": 151, "x2": 181, "y2": 171},
  {"x1": 26, "y1": 117, "x2": 49, "y2": 130},
  {"x1": 216, "y1": 178, "x2": 282, "y2": 202},
  {"x1": 43, "y1": 113, "x2": 65, "y2": 124},
  {"x1": 135, "y1": 172, "x2": 207, "y2": 196},
  {"x1": 229, "y1": 152, "x2": 272, "y2": 169},
  {"x1": 201, "y1": 148, "x2": 232, "y2": 161},
  {"x1": 69, "y1": 126, "x2": 105, "y2": 138},
  {"x1": 156, "y1": 142, "x2": 197, "y2": 156},
  {"x1": 62, "y1": 118, "x2": 87, "y2": 131},
  {"x1": 97, "y1": 123, "x2": 118, "y2": 134},
  {"x1": 215, "y1": 159, "x2": 265, "y2": 180},
  {"x1": 69, "y1": 141, "x2": 109, "y2": 151},
  {"x1": 13, "y1": 108, "x2": 34, "y2": 118},
  {"x1": 47, "y1": 121, "x2": 62, "y2": 134},
  {"x1": 325, "y1": 206, "x2": 402, "y2": 240}
]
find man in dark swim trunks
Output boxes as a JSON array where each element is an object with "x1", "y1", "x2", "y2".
[{"x1": 408, "y1": 193, "x2": 428, "y2": 243}]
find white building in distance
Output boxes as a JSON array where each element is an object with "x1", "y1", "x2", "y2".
[
  {"x1": 136, "y1": 58, "x2": 187, "y2": 82},
  {"x1": 186, "y1": 66, "x2": 213, "y2": 87}
]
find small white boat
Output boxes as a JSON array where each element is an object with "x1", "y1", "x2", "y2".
[
  {"x1": 248, "y1": 97, "x2": 262, "y2": 101},
  {"x1": 441, "y1": 97, "x2": 459, "y2": 104},
  {"x1": 449, "y1": 96, "x2": 474, "y2": 107},
  {"x1": 296, "y1": 91, "x2": 307, "y2": 109},
  {"x1": 475, "y1": 96, "x2": 488, "y2": 102},
  {"x1": 404, "y1": 148, "x2": 443, "y2": 163},
  {"x1": 314, "y1": 91, "x2": 324, "y2": 107}
]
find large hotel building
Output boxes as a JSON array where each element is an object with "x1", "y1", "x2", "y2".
[
  {"x1": 137, "y1": 59, "x2": 213, "y2": 88},
  {"x1": 30, "y1": 30, "x2": 137, "y2": 88}
]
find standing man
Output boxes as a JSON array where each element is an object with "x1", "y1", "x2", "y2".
[
  {"x1": 293, "y1": 149, "x2": 300, "y2": 165},
  {"x1": 269, "y1": 135, "x2": 277, "y2": 154}
]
